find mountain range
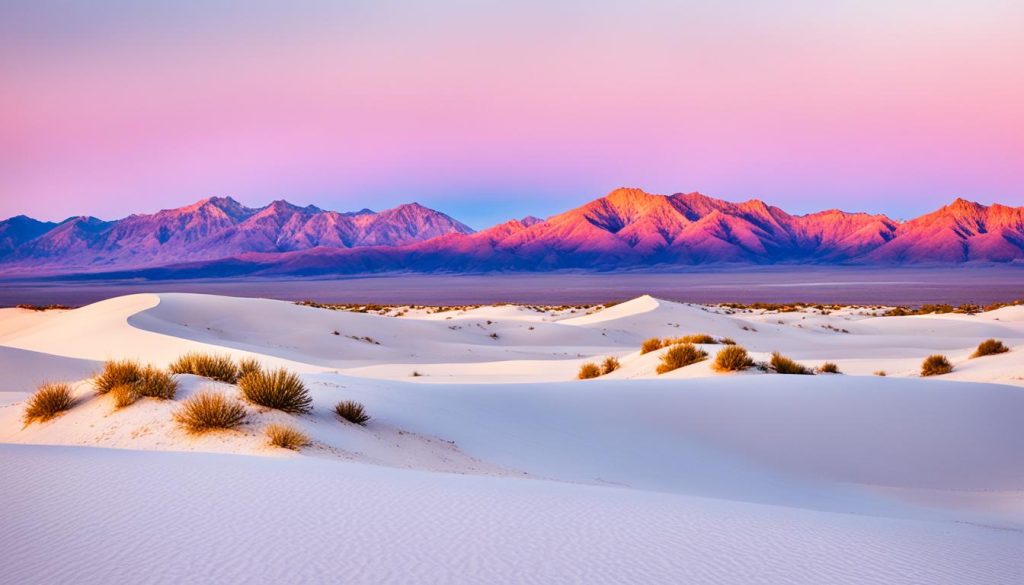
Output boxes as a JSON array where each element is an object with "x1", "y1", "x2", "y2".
[{"x1": 2, "y1": 188, "x2": 1023, "y2": 278}]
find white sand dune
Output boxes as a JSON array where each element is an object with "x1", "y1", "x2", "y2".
[{"x1": 1, "y1": 293, "x2": 1022, "y2": 584}]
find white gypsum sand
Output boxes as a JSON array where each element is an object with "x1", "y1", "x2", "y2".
[{"x1": 1, "y1": 293, "x2": 1022, "y2": 584}]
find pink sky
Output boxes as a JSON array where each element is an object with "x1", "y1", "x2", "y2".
[{"x1": 1, "y1": 1, "x2": 1022, "y2": 228}]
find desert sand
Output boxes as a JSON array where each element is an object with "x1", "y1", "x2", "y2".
[{"x1": 1, "y1": 293, "x2": 1022, "y2": 584}]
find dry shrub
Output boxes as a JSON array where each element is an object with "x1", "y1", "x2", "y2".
[
  {"x1": 640, "y1": 337, "x2": 664, "y2": 354},
  {"x1": 23, "y1": 382, "x2": 74, "y2": 424},
  {"x1": 677, "y1": 333, "x2": 717, "y2": 345},
  {"x1": 110, "y1": 384, "x2": 139, "y2": 409},
  {"x1": 874, "y1": 370, "x2": 887, "y2": 377},
  {"x1": 94, "y1": 359, "x2": 143, "y2": 394},
  {"x1": 335, "y1": 400, "x2": 370, "y2": 425},
  {"x1": 237, "y1": 357, "x2": 263, "y2": 380},
  {"x1": 169, "y1": 352, "x2": 239, "y2": 383},
  {"x1": 770, "y1": 352, "x2": 812, "y2": 375},
  {"x1": 818, "y1": 362, "x2": 841, "y2": 374},
  {"x1": 712, "y1": 345, "x2": 754, "y2": 372},
  {"x1": 921, "y1": 354, "x2": 953, "y2": 377},
  {"x1": 719, "y1": 337, "x2": 737, "y2": 345},
  {"x1": 656, "y1": 342, "x2": 708, "y2": 374},
  {"x1": 136, "y1": 365, "x2": 178, "y2": 399},
  {"x1": 577, "y1": 362, "x2": 601, "y2": 379},
  {"x1": 174, "y1": 391, "x2": 247, "y2": 433},
  {"x1": 265, "y1": 423, "x2": 310, "y2": 451},
  {"x1": 600, "y1": 356, "x2": 621, "y2": 375},
  {"x1": 238, "y1": 368, "x2": 312, "y2": 414},
  {"x1": 971, "y1": 339, "x2": 1008, "y2": 358}
]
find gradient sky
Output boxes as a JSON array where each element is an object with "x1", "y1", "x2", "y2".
[{"x1": 1, "y1": 0, "x2": 1022, "y2": 229}]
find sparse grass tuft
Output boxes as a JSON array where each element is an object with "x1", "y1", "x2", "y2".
[
  {"x1": 719, "y1": 337, "x2": 737, "y2": 345},
  {"x1": 173, "y1": 391, "x2": 247, "y2": 433},
  {"x1": 265, "y1": 423, "x2": 310, "y2": 451},
  {"x1": 874, "y1": 370, "x2": 887, "y2": 377},
  {"x1": 712, "y1": 345, "x2": 754, "y2": 372},
  {"x1": 136, "y1": 365, "x2": 178, "y2": 399},
  {"x1": 238, "y1": 368, "x2": 312, "y2": 414},
  {"x1": 971, "y1": 339, "x2": 1008, "y2": 358},
  {"x1": 656, "y1": 342, "x2": 708, "y2": 374},
  {"x1": 578, "y1": 362, "x2": 601, "y2": 379},
  {"x1": 677, "y1": 333, "x2": 717, "y2": 345},
  {"x1": 110, "y1": 384, "x2": 139, "y2": 409},
  {"x1": 600, "y1": 356, "x2": 621, "y2": 375},
  {"x1": 237, "y1": 357, "x2": 262, "y2": 380},
  {"x1": 335, "y1": 400, "x2": 370, "y2": 425},
  {"x1": 169, "y1": 352, "x2": 239, "y2": 383},
  {"x1": 23, "y1": 382, "x2": 74, "y2": 424},
  {"x1": 770, "y1": 352, "x2": 813, "y2": 375},
  {"x1": 94, "y1": 359, "x2": 144, "y2": 394},
  {"x1": 818, "y1": 362, "x2": 841, "y2": 374},
  {"x1": 921, "y1": 354, "x2": 953, "y2": 377},
  {"x1": 640, "y1": 337, "x2": 664, "y2": 354}
]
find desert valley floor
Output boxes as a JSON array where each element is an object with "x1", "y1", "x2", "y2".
[{"x1": 1, "y1": 293, "x2": 1022, "y2": 584}]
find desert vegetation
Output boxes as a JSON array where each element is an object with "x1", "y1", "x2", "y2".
[
  {"x1": 874, "y1": 370, "x2": 887, "y2": 376},
  {"x1": 136, "y1": 365, "x2": 178, "y2": 399},
  {"x1": 818, "y1": 362, "x2": 841, "y2": 374},
  {"x1": 237, "y1": 357, "x2": 263, "y2": 380},
  {"x1": 23, "y1": 382, "x2": 75, "y2": 424},
  {"x1": 173, "y1": 391, "x2": 248, "y2": 433},
  {"x1": 110, "y1": 384, "x2": 139, "y2": 409},
  {"x1": 577, "y1": 362, "x2": 601, "y2": 379},
  {"x1": 94, "y1": 359, "x2": 144, "y2": 394},
  {"x1": 169, "y1": 352, "x2": 239, "y2": 383},
  {"x1": 640, "y1": 337, "x2": 664, "y2": 354},
  {"x1": 335, "y1": 400, "x2": 370, "y2": 425},
  {"x1": 971, "y1": 339, "x2": 1008, "y2": 358},
  {"x1": 769, "y1": 352, "x2": 813, "y2": 375},
  {"x1": 656, "y1": 342, "x2": 708, "y2": 374},
  {"x1": 920, "y1": 355, "x2": 953, "y2": 377},
  {"x1": 265, "y1": 423, "x2": 311, "y2": 451},
  {"x1": 712, "y1": 345, "x2": 754, "y2": 372},
  {"x1": 238, "y1": 368, "x2": 313, "y2": 414},
  {"x1": 600, "y1": 356, "x2": 621, "y2": 375}
]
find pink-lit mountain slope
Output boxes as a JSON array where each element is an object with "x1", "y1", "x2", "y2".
[
  {"x1": 2, "y1": 188, "x2": 1022, "y2": 278},
  {"x1": 0, "y1": 197, "x2": 473, "y2": 273}
]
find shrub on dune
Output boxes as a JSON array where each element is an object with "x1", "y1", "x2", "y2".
[
  {"x1": 237, "y1": 357, "x2": 262, "y2": 380},
  {"x1": 334, "y1": 400, "x2": 370, "y2": 426},
  {"x1": 718, "y1": 337, "x2": 737, "y2": 346},
  {"x1": 173, "y1": 391, "x2": 247, "y2": 433},
  {"x1": 921, "y1": 354, "x2": 953, "y2": 377},
  {"x1": 678, "y1": 333, "x2": 717, "y2": 345},
  {"x1": 238, "y1": 368, "x2": 312, "y2": 414},
  {"x1": 23, "y1": 382, "x2": 75, "y2": 424},
  {"x1": 640, "y1": 337, "x2": 664, "y2": 354},
  {"x1": 110, "y1": 384, "x2": 139, "y2": 409},
  {"x1": 94, "y1": 359, "x2": 144, "y2": 394},
  {"x1": 577, "y1": 362, "x2": 601, "y2": 379},
  {"x1": 169, "y1": 352, "x2": 239, "y2": 384},
  {"x1": 874, "y1": 370, "x2": 887, "y2": 377},
  {"x1": 265, "y1": 423, "x2": 310, "y2": 451},
  {"x1": 656, "y1": 343, "x2": 708, "y2": 374},
  {"x1": 818, "y1": 362, "x2": 841, "y2": 374},
  {"x1": 136, "y1": 365, "x2": 178, "y2": 399},
  {"x1": 600, "y1": 356, "x2": 621, "y2": 375},
  {"x1": 712, "y1": 345, "x2": 754, "y2": 372},
  {"x1": 770, "y1": 352, "x2": 812, "y2": 375},
  {"x1": 971, "y1": 339, "x2": 1008, "y2": 358}
]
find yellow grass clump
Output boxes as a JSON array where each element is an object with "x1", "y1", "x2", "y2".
[
  {"x1": 238, "y1": 368, "x2": 313, "y2": 414},
  {"x1": 770, "y1": 352, "x2": 813, "y2": 375},
  {"x1": 94, "y1": 359, "x2": 144, "y2": 394},
  {"x1": 577, "y1": 362, "x2": 601, "y2": 379},
  {"x1": 640, "y1": 337, "x2": 664, "y2": 354},
  {"x1": 600, "y1": 356, "x2": 621, "y2": 375},
  {"x1": 920, "y1": 354, "x2": 953, "y2": 377},
  {"x1": 169, "y1": 352, "x2": 239, "y2": 383},
  {"x1": 712, "y1": 345, "x2": 754, "y2": 372},
  {"x1": 971, "y1": 339, "x2": 1008, "y2": 358},
  {"x1": 817, "y1": 362, "x2": 841, "y2": 374},
  {"x1": 173, "y1": 391, "x2": 247, "y2": 433},
  {"x1": 656, "y1": 342, "x2": 708, "y2": 374},
  {"x1": 110, "y1": 384, "x2": 139, "y2": 409},
  {"x1": 23, "y1": 382, "x2": 75, "y2": 424},
  {"x1": 334, "y1": 400, "x2": 370, "y2": 425},
  {"x1": 265, "y1": 423, "x2": 311, "y2": 451}
]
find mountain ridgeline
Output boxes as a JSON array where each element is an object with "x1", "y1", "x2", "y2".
[{"x1": 2, "y1": 188, "x2": 1023, "y2": 278}]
